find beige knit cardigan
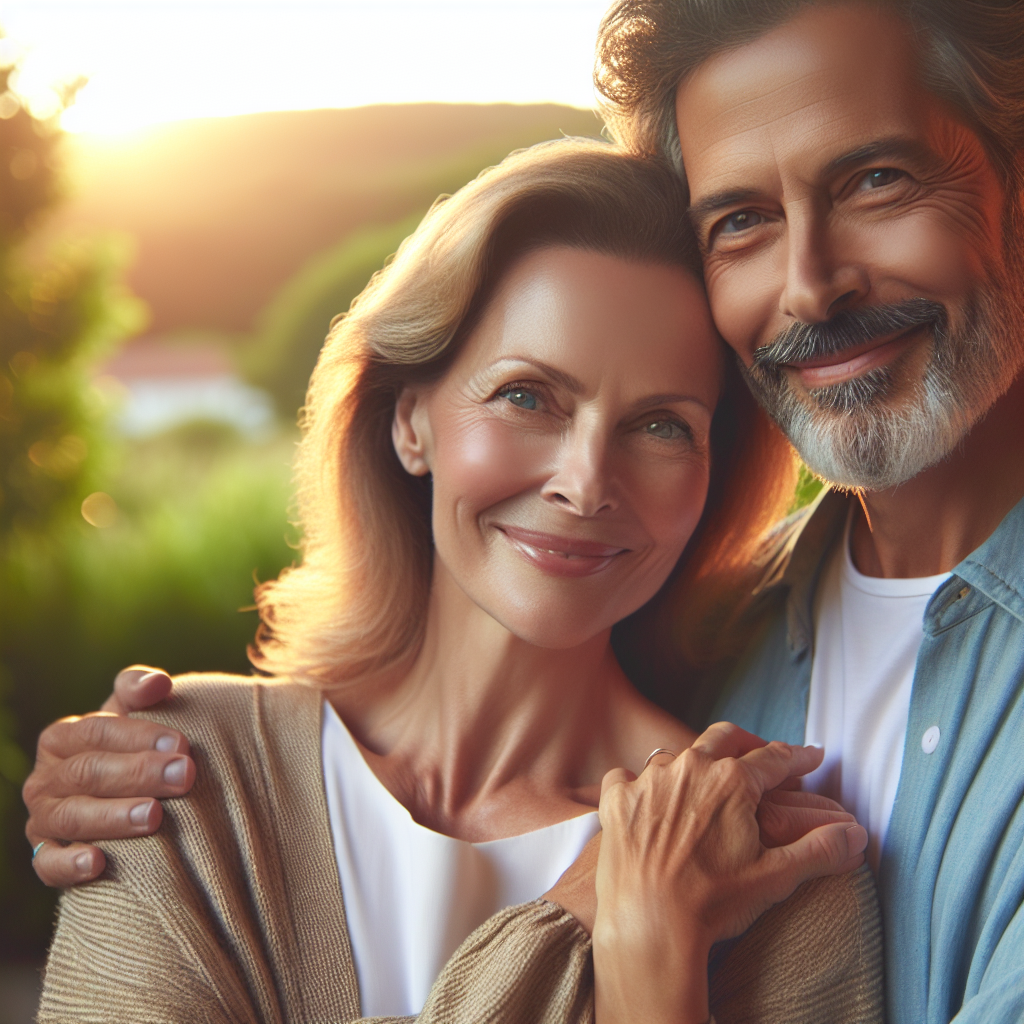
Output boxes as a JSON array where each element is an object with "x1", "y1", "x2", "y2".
[{"x1": 39, "y1": 675, "x2": 883, "y2": 1024}]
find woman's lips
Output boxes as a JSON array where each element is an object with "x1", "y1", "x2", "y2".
[
  {"x1": 496, "y1": 526, "x2": 628, "y2": 578},
  {"x1": 785, "y1": 325, "x2": 929, "y2": 389}
]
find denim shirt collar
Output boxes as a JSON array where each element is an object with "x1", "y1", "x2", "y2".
[{"x1": 774, "y1": 489, "x2": 1024, "y2": 656}]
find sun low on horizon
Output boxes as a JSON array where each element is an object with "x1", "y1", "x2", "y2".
[{"x1": 0, "y1": 0, "x2": 610, "y2": 136}]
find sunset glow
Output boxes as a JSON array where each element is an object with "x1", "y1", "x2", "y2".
[{"x1": 0, "y1": 0, "x2": 609, "y2": 134}]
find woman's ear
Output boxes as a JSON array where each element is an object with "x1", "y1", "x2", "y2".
[{"x1": 392, "y1": 387, "x2": 432, "y2": 477}]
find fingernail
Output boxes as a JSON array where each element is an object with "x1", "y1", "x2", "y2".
[
  {"x1": 129, "y1": 802, "x2": 153, "y2": 826},
  {"x1": 805, "y1": 743, "x2": 824, "y2": 750},
  {"x1": 155, "y1": 734, "x2": 177, "y2": 752},
  {"x1": 846, "y1": 824, "x2": 868, "y2": 855},
  {"x1": 75, "y1": 852, "x2": 92, "y2": 872},
  {"x1": 163, "y1": 758, "x2": 187, "y2": 786},
  {"x1": 139, "y1": 670, "x2": 169, "y2": 686}
]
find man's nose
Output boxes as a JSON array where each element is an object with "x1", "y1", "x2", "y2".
[
  {"x1": 540, "y1": 422, "x2": 617, "y2": 518},
  {"x1": 778, "y1": 210, "x2": 869, "y2": 324}
]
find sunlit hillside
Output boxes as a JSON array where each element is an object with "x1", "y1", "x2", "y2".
[{"x1": 54, "y1": 103, "x2": 603, "y2": 334}]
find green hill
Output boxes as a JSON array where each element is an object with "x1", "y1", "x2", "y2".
[{"x1": 56, "y1": 104, "x2": 603, "y2": 335}]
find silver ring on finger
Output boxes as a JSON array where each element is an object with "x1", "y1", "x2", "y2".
[{"x1": 643, "y1": 747, "x2": 677, "y2": 772}]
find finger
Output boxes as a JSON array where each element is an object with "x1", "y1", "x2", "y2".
[
  {"x1": 766, "y1": 821, "x2": 869, "y2": 895},
  {"x1": 102, "y1": 667, "x2": 173, "y2": 715},
  {"x1": 758, "y1": 800, "x2": 855, "y2": 848},
  {"x1": 740, "y1": 741, "x2": 825, "y2": 795},
  {"x1": 773, "y1": 776, "x2": 803, "y2": 791},
  {"x1": 600, "y1": 767, "x2": 636, "y2": 801},
  {"x1": 642, "y1": 750, "x2": 676, "y2": 773},
  {"x1": 28, "y1": 793, "x2": 165, "y2": 844},
  {"x1": 690, "y1": 721, "x2": 770, "y2": 760},
  {"x1": 30, "y1": 840, "x2": 107, "y2": 888},
  {"x1": 45, "y1": 750, "x2": 195, "y2": 801},
  {"x1": 762, "y1": 789, "x2": 848, "y2": 814},
  {"x1": 37, "y1": 714, "x2": 189, "y2": 761}
]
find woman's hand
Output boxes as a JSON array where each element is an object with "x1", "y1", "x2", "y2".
[
  {"x1": 23, "y1": 666, "x2": 194, "y2": 887},
  {"x1": 592, "y1": 722, "x2": 868, "y2": 1024},
  {"x1": 544, "y1": 729, "x2": 857, "y2": 937}
]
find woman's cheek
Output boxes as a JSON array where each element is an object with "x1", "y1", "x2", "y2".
[
  {"x1": 430, "y1": 413, "x2": 551, "y2": 522},
  {"x1": 639, "y1": 457, "x2": 711, "y2": 559}
]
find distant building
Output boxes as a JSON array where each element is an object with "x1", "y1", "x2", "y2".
[{"x1": 99, "y1": 338, "x2": 275, "y2": 438}]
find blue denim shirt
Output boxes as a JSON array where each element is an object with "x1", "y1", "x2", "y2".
[{"x1": 712, "y1": 490, "x2": 1024, "y2": 1024}]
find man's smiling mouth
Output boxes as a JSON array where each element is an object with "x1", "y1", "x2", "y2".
[{"x1": 784, "y1": 324, "x2": 930, "y2": 389}]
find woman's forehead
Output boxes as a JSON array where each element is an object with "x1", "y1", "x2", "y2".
[{"x1": 462, "y1": 246, "x2": 719, "y2": 380}]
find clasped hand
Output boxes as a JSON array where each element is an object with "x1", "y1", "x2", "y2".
[{"x1": 550, "y1": 723, "x2": 867, "y2": 1024}]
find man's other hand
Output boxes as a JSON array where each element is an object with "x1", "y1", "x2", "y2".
[{"x1": 23, "y1": 666, "x2": 195, "y2": 887}]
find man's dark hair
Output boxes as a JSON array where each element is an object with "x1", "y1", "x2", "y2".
[{"x1": 595, "y1": 0, "x2": 1024, "y2": 199}]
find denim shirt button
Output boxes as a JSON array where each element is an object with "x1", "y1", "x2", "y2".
[{"x1": 922, "y1": 725, "x2": 941, "y2": 754}]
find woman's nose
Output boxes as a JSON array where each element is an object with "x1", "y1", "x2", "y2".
[{"x1": 540, "y1": 424, "x2": 617, "y2": 517}]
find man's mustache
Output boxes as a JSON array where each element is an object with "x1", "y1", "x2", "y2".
[{"x1": 751, "y1": 299, "x2": 948, "y2": 372}]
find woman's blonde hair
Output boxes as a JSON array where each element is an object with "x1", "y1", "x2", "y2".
[{"x1": 252, "y1": 138, "x2": 797, "y2": 690}]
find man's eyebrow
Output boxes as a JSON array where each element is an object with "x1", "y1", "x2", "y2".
[
  {"x1": 687, "y1": 137, "x2": 936, "y2": 227},
  {"x1": 688, "y1": 188, "x2": 762, "y2": 228},
  {"x1": 823, "y1": 136, "x2": 935, "y2": 175}
]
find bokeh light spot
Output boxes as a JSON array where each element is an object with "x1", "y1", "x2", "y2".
[{"x1": 81, "y1": 490, "x2": 118, "y2": 528}]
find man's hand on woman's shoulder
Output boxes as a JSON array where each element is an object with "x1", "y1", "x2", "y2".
[{"x1": 23, "y1": 666, "x2": 195, "y2": 887}]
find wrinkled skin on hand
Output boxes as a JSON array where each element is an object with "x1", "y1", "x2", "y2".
[
  {"x1": 588, "y1": 724, "x2": 867, "y2": 1024},
  {"x1": 24, "y1": 667, "x2": 195, "y2": 887}
]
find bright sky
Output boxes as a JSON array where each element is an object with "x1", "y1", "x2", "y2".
[{"x1": 0, "y1": 0, "x2": 612, "y2": 134}]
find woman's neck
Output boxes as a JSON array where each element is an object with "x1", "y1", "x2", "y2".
[{"x1": 327, "y1": 561, "x2": 692, "y2": 841}]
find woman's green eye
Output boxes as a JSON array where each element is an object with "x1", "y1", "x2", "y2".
[
  {"x1": 645, "y1": 420, "x2": 688, "y2": 440},
  {"x1": 500, "y1": 387, "x2": 538, "y2": 410}
]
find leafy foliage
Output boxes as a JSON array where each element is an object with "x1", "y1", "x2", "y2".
[
  {"x1": 0, "y1": 37, "x2": 145, "y2": 956},
  {"x1": 0, "y1": 49, "x2": 145, "y2": 542},
  {"x1": 0, "y1": 427, "x2": 295, "y2": 957},
  {"x1": 242, "y1": 216, "x2": 419, "y2": 418}
]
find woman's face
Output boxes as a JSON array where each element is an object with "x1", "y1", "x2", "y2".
[{"x1": 393, "y1": 246, "x2": 723, "y2": 649}]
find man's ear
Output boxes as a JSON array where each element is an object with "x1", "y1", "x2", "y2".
[{"x1": 392, "y1": 386, "x2": 432, "y2": 476}]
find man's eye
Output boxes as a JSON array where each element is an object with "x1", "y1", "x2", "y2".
[
  {"x1": 645, "y1": 419, "x2": 689, "y2": 440},
  {"x1": 719, "y1": 210, "x2": 764, "y2": 235},
  {"x1": 498, "y1": 386, "x2": 538, "y2": 410},
  {"x1": 859, "y1": 168, "x2": 904, "y2": 189}
]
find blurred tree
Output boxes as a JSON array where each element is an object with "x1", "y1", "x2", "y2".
[
  {"x1": 0, "y1": 43, "x2": 144, "y2": 542},
  {"x1": 242, "y1": 215, "x2": 419, "y2": 419},
  {"x1": 0, "y1": 32, "x2": 145, "y2": 956}
]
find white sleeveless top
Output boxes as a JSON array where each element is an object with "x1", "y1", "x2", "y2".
[{"x1": 321, "y1": 701, "x2": 601, "y2": 1017}]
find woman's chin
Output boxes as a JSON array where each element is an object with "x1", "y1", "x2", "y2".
[{"x1": 489, "y1": 606, "x2": 616, "y2": 651}]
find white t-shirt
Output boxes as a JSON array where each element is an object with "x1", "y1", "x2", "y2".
[
  {"x1": 803, "y1": 517, "x2": 950, "y2": 874},
  {"x1": 321, "y1": 701, "x2": 601, "y2": 1018}
]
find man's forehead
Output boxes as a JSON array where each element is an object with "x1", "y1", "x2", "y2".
[{"x1": 675, "y1": 2, "x2": 931, "y2": 195}]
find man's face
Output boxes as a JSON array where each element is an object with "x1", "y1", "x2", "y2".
[{"x1": 676, "y1": 2, "x2": 1022, "y2": 491}]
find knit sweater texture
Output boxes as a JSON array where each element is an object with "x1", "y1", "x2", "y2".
[{"x1": 39, "y1": 674, "x2": 883, "y2": 1023}]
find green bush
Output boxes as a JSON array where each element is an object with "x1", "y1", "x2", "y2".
[
  {"x1": 0, "y1": 426, "x2": 295, "y2": 956},
  {"x1": 242, "y1": 216, "x2": 420, "y2": 419}
]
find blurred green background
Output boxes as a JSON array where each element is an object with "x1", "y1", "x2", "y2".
[{"x1": 0, "y1": 35, "x2": 608, "y2": 963}]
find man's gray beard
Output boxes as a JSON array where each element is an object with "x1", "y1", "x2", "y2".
[{"x1": 740, "y1": 284, "x2": 1024, "y2": 492}]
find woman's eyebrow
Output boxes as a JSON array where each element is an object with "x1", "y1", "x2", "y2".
[
  {"x1": 488, "y1": 357, "x2": 586, "y2": 394},
  {"x1": 627, "y1": 392, "x2": 710, "y2": 416}
]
